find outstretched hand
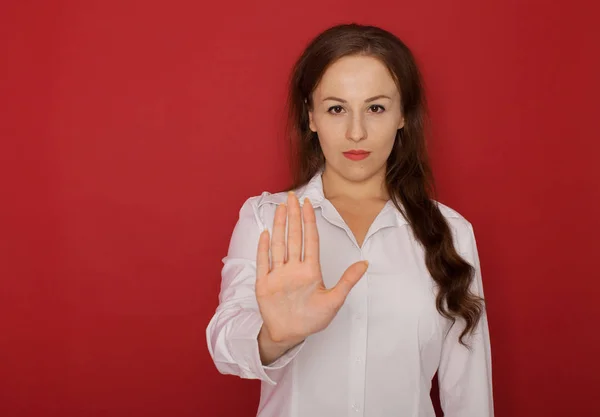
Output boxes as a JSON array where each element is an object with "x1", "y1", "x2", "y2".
[{"x1": 256, "y1": 191, "x2": 369, "y2": 346}]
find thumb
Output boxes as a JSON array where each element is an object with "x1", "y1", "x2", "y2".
[{"x1": 329, "y1": 260, "x2": 369, "y2": 308}]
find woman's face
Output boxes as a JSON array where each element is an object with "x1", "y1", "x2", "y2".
[{"x1": 309, "y1": 55, "x2": 404, "y2": 184}]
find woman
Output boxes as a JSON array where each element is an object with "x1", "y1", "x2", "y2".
[{"x1": 206, "y1": 23, "x2": 494, "y2": 417}]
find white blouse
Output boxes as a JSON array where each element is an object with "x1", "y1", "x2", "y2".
[{"x1": 206, "y1": 171, "x2": 494, "y2": 417}]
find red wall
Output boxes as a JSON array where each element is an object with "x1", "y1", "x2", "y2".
[{"x1": 1, "y1": 1, "x2": 598, "y2": 416}]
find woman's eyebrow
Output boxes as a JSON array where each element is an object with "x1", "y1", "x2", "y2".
[{"x1": 322, "y1": 94, "x2": 392, "y2": 103}]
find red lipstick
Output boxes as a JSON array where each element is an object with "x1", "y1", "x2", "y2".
[{"x1": 343, "y1": 150, "x2": 370, "y2": 161}]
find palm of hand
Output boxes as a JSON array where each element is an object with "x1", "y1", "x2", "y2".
[{"x1": 255, "y1": 192, "x2": 368, "y2": 344}]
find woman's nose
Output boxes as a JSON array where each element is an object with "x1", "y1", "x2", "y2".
[{"x1": 346, "y1": 114, "x2": 367, "y2": 142}]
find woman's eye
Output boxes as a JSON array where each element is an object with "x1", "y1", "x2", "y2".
[
  {"x1": 328, "y1": 105, "x2": 344, "y2": 114},
  {"x1": 369, "y1": 105, "x2": 385, "y2": 113}
]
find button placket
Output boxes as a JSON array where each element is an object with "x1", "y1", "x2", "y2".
[{"x1": 348, "y1": 251, "x2": 368, "y2": 417}]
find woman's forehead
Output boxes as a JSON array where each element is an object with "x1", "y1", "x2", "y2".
[{"x1": 314, "y1": 56, "x2": 399, "y2": 100}]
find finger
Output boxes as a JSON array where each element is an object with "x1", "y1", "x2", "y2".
[
  {"x1": 302, "y1": 198, "x2": 320, "y2": 264},
  {"x1": 271, "y1": 203, "x2": 287, "y2": 268},
  {"x1": 256, "y1": 229, "x2": 271, "y2": 282},
  {"x1": 287, "y1": 191, "x2": 302, "y2": 262},
  {"x1": 329, "y1": 261, "x2": 369, "y2": 309}
]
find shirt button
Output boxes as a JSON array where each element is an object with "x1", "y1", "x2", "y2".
[
  {"x1": 352, "y1": 404, "x2": 361, "y2": 412},
  {"x1": 355, "y1": 356, "x2": 362, "y2": 363}
]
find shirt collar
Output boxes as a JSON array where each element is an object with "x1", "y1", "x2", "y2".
[
  {"x1": 295, "y1": 169, "x2": 327, "y2": 208},
  {"x1": 259, "y1": 169, "x2": 408, "y2": 228}
]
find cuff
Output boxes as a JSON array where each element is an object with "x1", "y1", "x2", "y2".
[{"x1": 233, "y1": 311, "x2": 305, "y2": 385}]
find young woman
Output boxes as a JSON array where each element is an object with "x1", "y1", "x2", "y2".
[{"x1": 207, "y1": 23, "x2": 494, "y2": 417}]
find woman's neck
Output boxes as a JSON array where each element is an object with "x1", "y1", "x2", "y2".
[{"x1": 321, "y1": 165, "x2": 389, "y2": 202}]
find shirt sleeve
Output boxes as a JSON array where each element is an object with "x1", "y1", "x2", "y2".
[
  {"x1": 438, "y1": 221, "x2": 494, "y2": 416},
  {"x1": 205, "y1": 196, "x2": 305, "y2": 386}
]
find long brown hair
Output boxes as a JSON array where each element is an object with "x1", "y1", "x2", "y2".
[{"x1": 285, "y1": 23, "x2": 483, "y2": 346}]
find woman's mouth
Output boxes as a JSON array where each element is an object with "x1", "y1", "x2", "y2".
[{"x1": 343, "y1": 150, "x2": 371, "y2": 161}]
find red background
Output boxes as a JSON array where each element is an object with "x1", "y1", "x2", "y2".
[{"x1": 1, "y1": 1, "x2": 599, "y2": 416}]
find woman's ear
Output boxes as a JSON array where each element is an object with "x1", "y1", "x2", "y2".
[
  {"x1": 398, "y1": 115, "x2": 405, "y2": 130},
  {"x1": 308, "y1": 108, "x2": 317, "y2": 132}
]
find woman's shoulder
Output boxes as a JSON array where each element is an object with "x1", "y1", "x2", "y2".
[
  {"x1": 432, "y1": 199, "x2": 474, "y2": 232},
  {"x1": 232, "y1": 190, "x2": 299, "y2": 232},
  {"x1": 241, "y1": 190, "x2": 290, "y2": 209},
  {"x1": 235, "y1": 190, "x2": 296, "y2": 223},
  {"x1": 430, "y1": 200, "x2": 481, "y2": 262},
  {"x1": 241, "y1": 181, "x2": 313, "y2": 211}
]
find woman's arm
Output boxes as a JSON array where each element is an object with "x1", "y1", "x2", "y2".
[
  {"x1": 438, "y1": 221, "x2": 494, "y2": 416},
  {"x1": 205, "y1": 197, "x2": 305, "y2": 385}
]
